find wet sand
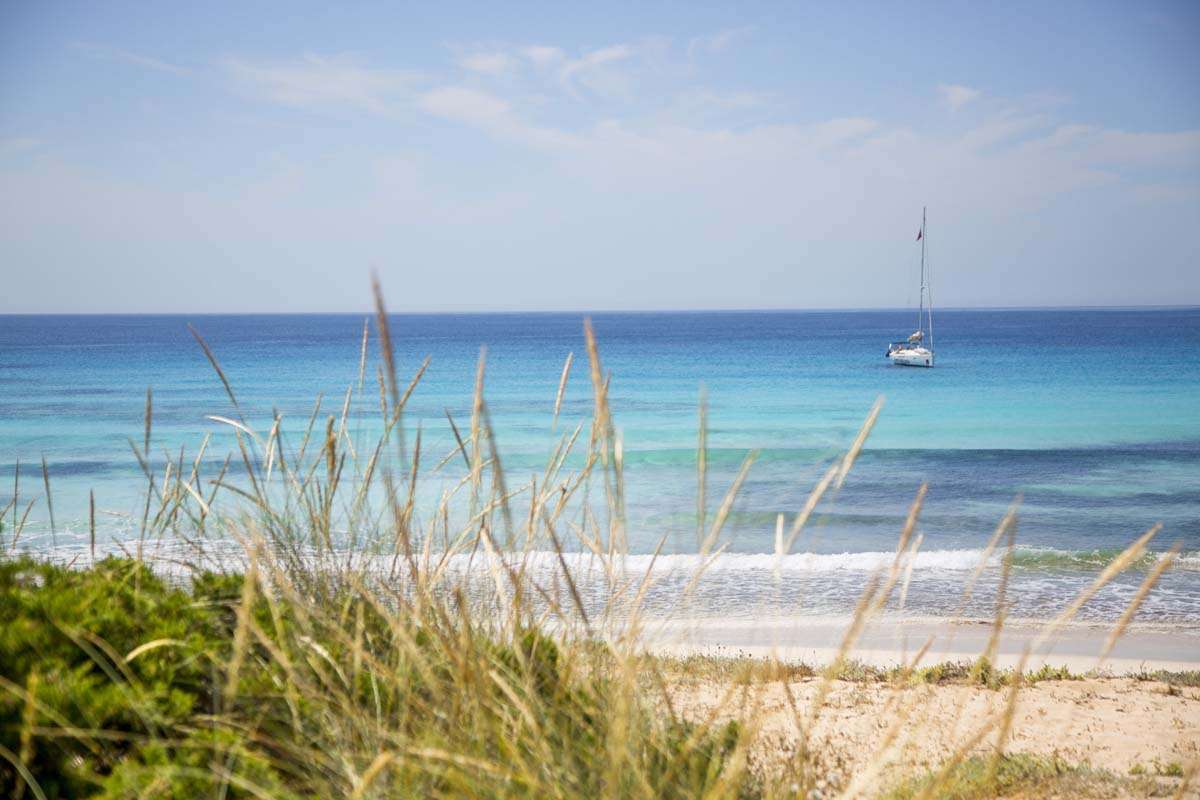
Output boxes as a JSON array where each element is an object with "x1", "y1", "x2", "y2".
[{"x1": 643, "y1": 616, "x2": 1200, "y2": 673}]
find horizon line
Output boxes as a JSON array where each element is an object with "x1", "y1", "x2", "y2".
[{"x1": 1, "y1": 303, "x2": 1199, "y2": 317}]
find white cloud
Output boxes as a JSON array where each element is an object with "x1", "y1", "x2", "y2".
[
  {"x1": 459, "y1": 52, "x2": 516, "y2": 76},
  {"x1": 559, "y1": 44, "x2": 636, "y2": 95},
  {"x1": 223, "y1": 55, "x2": 420, "y2": 115},
  {"x1": 938, "y1": 83, "x2": 981, "y2": 111},
  {"x1": 521, "y1": 45, "x2": 564, "y2": 66},
  {"x1": 419, "y1": 86, "x2": 511, "y2": 125},
  {"x1": 664, "y1": 89, "x2": 770, "y2": 123},
  {"x1": 418, "y1": 86, "x2": 577, "y2": 149}
]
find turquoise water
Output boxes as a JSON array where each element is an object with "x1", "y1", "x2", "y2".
[{"x1": 2, "y1": 309, "x2": 1198, "y2": 626}]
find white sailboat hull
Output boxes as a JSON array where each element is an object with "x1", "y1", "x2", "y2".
[{"x1": 890, "y1": 348, "x2": 934, "y2": 367}]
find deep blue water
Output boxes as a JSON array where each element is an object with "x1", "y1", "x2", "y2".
[{"x1": 2, "y1": 309, "x2": 1198, "y2": 625}]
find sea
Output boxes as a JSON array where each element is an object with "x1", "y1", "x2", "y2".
[{"x1": 2, "y1": 309, "x2": 1198, "y2": 630}]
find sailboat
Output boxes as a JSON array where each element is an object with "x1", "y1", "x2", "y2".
[{"x1": 886, "y1": 207, "x2": 935, "y2": 367}]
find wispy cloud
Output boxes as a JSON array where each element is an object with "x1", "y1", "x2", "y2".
[
  {"x1": 687, "y1": 26, "x2": 753, "y2": 58},
  {"x1": 558, "y1": 43, "x2": 636, "y2": 96},
  {"x1": 222, "y1": 55, "x2": 421, "y2": 115},
  {"x1": 938, "y1": 83, "x2": 981, "y2": 111},
  {"x1": 521, "y1": 45, "x2": 564, "y2": 67},
  {"x1": 459, "y1": 51, "x2": 516, "y2": 76},
  {"x1": 419, "y1": 86, "x2": 511, "y2": 125},
  {"x1": 73, "y1": 42, "x2": 190, "y2": 75},
  {"x1": 418, "y1": 86, "x2": 577, "y2": 149}
]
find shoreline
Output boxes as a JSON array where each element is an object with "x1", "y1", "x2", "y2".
[{"x1": 643, "y1": 616, "x2": 1200, "y2": 673}]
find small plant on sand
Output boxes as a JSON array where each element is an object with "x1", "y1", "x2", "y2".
[
  {"x1": 1132, "y1": 669, "x2": 1200, "y2": 688},
  {"x1": 887, "y1": 753, "x2": 1168, "y2": 800}
]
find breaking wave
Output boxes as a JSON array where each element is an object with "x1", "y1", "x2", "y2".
[{"x1": 435, "y1": 547, "x2": 1199, "y2": 575}]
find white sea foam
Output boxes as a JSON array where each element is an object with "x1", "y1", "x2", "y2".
[{"x1": 18, "y1": 537, "x2": 1198, "y2": 577}]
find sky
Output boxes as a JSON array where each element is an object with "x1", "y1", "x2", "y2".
[{"x1": 1, "y1": 1, "x2": 1198, "y2": 313}]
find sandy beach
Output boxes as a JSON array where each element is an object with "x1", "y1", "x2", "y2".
[
  {"x1": 664, "y1": 671, "x2": 1200, "y2": 796},
  {"x1": 642, "y1": 616, "x2": 1200, "y2": 795}
]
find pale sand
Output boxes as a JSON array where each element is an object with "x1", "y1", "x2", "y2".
[
  {"x1": 643, "y1": 616, "x2": 1200, "y2": 673},
  {"x1": 647, "y1": 617, "x2": 1200, "y2": 795},
  {"x1": 666, "y1": 674, "x2": 1200, "y2": 796}
]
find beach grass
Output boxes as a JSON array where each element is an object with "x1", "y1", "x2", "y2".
[
  {"x1": 882, "y1": 754, "x2": 1169, "y2": 800},
  {"x1": 0, "y1": 283, "x2": 1193, "y2": 798}
]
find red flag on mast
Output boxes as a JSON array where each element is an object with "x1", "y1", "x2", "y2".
[{"x1": 916, "y1": 228, "x2": 923, "y2": 241}]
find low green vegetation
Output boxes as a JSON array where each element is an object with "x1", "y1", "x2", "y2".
[
  {"x1": 654, "y1": 653, "x2": 1091, "y2": 690},
  {"x1": 885, "y1": 754, "x2": 1167, "y2": 799},
  {"x1": 1130, "y1": 760, "x2": 1186, "y2": 778},
  {"x1": 1131, "y1": 668, "x2": 1200, "y2": 688},
  {"x1": 0, "y1": 556, "x2": 757, "y2": 799}
]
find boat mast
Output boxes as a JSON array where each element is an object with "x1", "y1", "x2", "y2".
[
  {"x1": 925, "y1": 208, "x2": 934, "y2": 352},
  {"x1": 917, "y1": 206, "x2": 926, "y2": 338}
]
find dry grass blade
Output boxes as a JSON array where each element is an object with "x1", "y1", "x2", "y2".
[
  {"x1": 371, "y1": 273, "x2": 400, "y2": 415},
  {"x1": 1098, "y1": 544, "x2": 1181, "y2": 664},
  {"x1": 350, "y1": 751, "x2": 394, "y2": 799},
  {"x1": 11, "y1": 499, "x2": 35, "y2": 550},
  {"x1": 582, "y1": 319, "x2": 609, "y2": 442},
  {"x1": 898, "y1": 531, "x2": 924, "y2": 611},
  {"x1": 224, "y1": 547, "x2": 259, "y2": 705},
  {"x1": 40, "y1": 455, "x2": 55, "y2": 543},
  {"x1": 357, "y1": 317, "x2": 369, "y2": 394},
  {"x1": 123, "y1": 639, "x2": 186, "y2": 664},
  {"x1": 205, "y1": 414, "x2": 259, "y2": 442},
  {"x1": 553, "y1": 351, "x2": 573, "y2": 431},
  {"x1": 398, "y1": 355, "x2": 431, "y2": 413},
  {"x1": 1174, "y1": 762, "x2": 1197, "y2": 800},
  {"x1": 835, "y1": 395, "x2": 884, "y2": 489},
  {"x1": 0, "y1": 740, "x2": 47, "y2": 800},
  {"x1": 779, "y1": 462, "x2": 838, "y2": 563},
  {"x1": 11, "y1": 458, "x2": 18, "y2": 536},
  {"x1": 1033, "y1": 522, "x2": 1161, "y2": 651},
  {"x1": 481, "y1": 400, "x2": 515, "y2": 545},
  {"x1": 89, "y1": 490, "x2": 95, "y2": 563},
  {"x1": 986, "y1": 649, "x2": 1028, "y2": 785},
  {"x1": 469, "y1": 348, "x2": 487, "y2": 516},
  {"x1": 539, "y1": 506, "x2": 592, "y2": 636},
  {"x1": 143, "y1": 387, "x2": 152, "y2": 458},
  {"x1": 444, "y1": 408, "x2": 471, "y2": 470},
  {"x1": 955, "y1": 497, "x2": 1020, "y2": 616},
  {"x1": 16, "y1": 670, "x2": 38, "y2": 800},
  {"x1": 982, "y1": 519, "x2": 1017, "y2": 665},
  {"x1": 696, "y1": 386, "x2": 707, "y2": 548},
  {"x1": 179, "y1": 475, "x2": 212, "y2": 517},
  {"x1": 0, "y1": 498, "x2": 13, "y2": 548},
  {"x1": 699, "y1": 450, "x2": 757, "y2": 557},
  {"x1": 867, "y1": 482, "x2": 927, "y2": 616},
  {"x1": 188, "y1": 324, "x2": 243, "y2": 419}
]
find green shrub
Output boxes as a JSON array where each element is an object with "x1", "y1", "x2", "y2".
[{"x1": 1, "y1": 557, "x2": 753, "y2": 799}]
